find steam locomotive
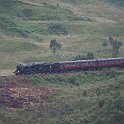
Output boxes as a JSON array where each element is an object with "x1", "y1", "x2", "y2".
[{"x1": 15, "y1": 57, "x2": 124, "y2": 75}]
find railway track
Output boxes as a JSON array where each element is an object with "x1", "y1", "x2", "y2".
[{"x1": 0, "y1": 69, "x2": 14, "y2": 77}]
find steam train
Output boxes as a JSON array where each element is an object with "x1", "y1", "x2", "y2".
[{"x1": 15, "y1": 57, "x2": 124, "y2": 75}]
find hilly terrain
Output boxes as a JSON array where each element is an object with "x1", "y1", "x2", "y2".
[
  {"x1": 0, "y1": 0, "x2": 124, "y2": 124},
  {"x1": 0, "y1": 0, "x2": 124, "y2": 71}
]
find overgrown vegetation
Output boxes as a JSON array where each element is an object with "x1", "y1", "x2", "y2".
[
  {"x1": 0, "y1": 69, "x2": 124, "y2": 124},
  {"x1": 48, "y1": 23, "x2": 68, "y2": 35},
  {"x1": 73, "y1": 52, "x2": 94, "y2": 60}
]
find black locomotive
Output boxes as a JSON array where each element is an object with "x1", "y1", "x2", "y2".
[{"x1": 15, "y1": 57, "x2": 124, "y2": 75}]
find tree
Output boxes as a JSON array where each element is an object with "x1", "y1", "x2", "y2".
[
  {"x1": 109, "y1": 37, "x2": 122, "y2": 57},
  {"x1": 102, "y1": 41, "x2": 108, "y2": 48},
  {"x1": 109, "y1": 36, "x2": 114, "y2": 43},
  {"x1": 49, "y1": 39, "x2": 62, "y2": 54},
  {"x1": 57, "y1": 3, "x2": 59, "y2": 7}
]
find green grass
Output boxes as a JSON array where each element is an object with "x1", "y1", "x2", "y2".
[
  {"x1": 0, "y1": 20, "x2": 124, "y2": 68},
  {"x1": 0, "y1": 69, "x2": 124, "y2": 124},
  {"x1": 1, "y1": 16, "x2": 124, "y2": 67}
]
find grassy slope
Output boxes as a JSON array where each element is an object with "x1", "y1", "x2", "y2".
[
  {"x1": 0, "y1": 69, "x2": 124, "y2": 124},
  {"x1": 0, "y1": 0, "x2": 124, "y2": 124},
  {"x1": 0, "y1": 0, "x2": 124, "y2": 69}
]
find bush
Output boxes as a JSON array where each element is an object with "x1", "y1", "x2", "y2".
[
  {"x1": 7, "y1": 28, "x2": 28, "y2": 37},
  {"x1": 86, "y1": 52, "x2": 94, "y2": 59},
  {"x1": 39, "y1": 15, "x2": 60, "y2": 21},
  {"x1": 96, "y1": 88, "x2": 102, "y2": 96},
  {"x1": 0, "y1": 0, "x2": 17, "y2": 8},
  {"x1": 68, "y1": 76, "x2": 77, "y2": 85},
  {"x1": 96, "y1": 118, "x2": 106, "y2": 124},
  {"x1": 64, "y1": 118, "x2": 75, "y2": 124},
  {"x1": 98, "y1": 99, "x2": 105, "y2": 108},
  {"x1": 83, "y1": 90, "x2": 87, "y2": 97},
  {"x1": 0, "y1": 17, "x2": 16, "y2": 29},
  {"x1": 109, "y1": 111, "x2": 124, "y2": 124},
  {"x1": 73, "y1": 54, "x2": 86, "y2": 60},
  {"x1": 73, "y1": 52, "x2": 94, "y2": 60},
  {"x1": 22, "y1": 9, "x2": 33, "y2": 17},
  {"x1": 48, "y1": 23, "x2": 68, "y2": 35},
  {"x1": 106, "y1": 91, "x2": 123, "y2": 114},
  {"x1": 68, "y1": 16, "x2": 83, "y2": 21}
]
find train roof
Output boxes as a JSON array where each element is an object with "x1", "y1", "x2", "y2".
[
  {"x1": 17, "y1": 57, "x2": 124, "y2": 67},
  {"x1": 57, "y1": 57, "x2": 124, "y2": 64}
]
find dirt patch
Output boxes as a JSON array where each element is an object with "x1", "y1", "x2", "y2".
[
  {"x1": 0, "y1": 69, "x2": 14, "y2": 76},
  {"x1": 93, "y1": 17, "x2": 115, "y2": 23},
  {"x1": 0, "y1": 86, "x2": 55, "y2": 108}
]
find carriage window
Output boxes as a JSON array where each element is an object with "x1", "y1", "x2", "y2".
[
  {"x1": 75, "y1": 63, "x2": 78, "y2": 66},
  {"x1": 103, "y1": 61, "x2": 106, "y2": 64},
  {"x1": 85, "y1": 62, "x2": 88, "y2": 66},
  {"x1": 68, "y1": 63, "x2": 75, "y2": 66},
  {"x1": 90, "y1": 62, "x2": 95, "y2": 65},
  {"x1": 113, "y1": 60, "x2": 117, "y2": 63},
  {"x1": 120, "y1": 59, "x2": 124, "y2": 62},
  {"x1": 108, "y1": 60, "x2": 112, "y2": 64},
  {"x1": 121, "y1": 59, "x2": 124, "y2": 62},
  {"x1": 64, "y1": 63, "x2": 70, "y2": 66},
  {"x1": 72, "y1": 63, "x2": 76, "y2": 66},
  {"x1": 76, "y1": 63, "x2": 80, "y2": 66},
  {"x1": 99, "y1": 61, "x2": 102, "y2": 64},
  {"x1": 70, "y1": 63, "x2": 73, "y2": 66},
  {"x1": 87, "y1": 62, "x2": 91, "y2": 65},
  {"x1": 118, "y1": 60, "x2": 121, "y2": 63},
  {"x1": 71, "y1": 63, "x2": 74, "y2": 66},
  {"x1": 82, "y1": 62, "x2": 85, "y2": 66}
]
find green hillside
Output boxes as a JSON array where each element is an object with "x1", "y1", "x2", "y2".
[
  {"x1": 0, "y1": 0, "x2": 124, "y2": 124},
  {"x1": 0, "y1": 69, "x2": 124, "y2": 124},
  {"x1": 0, "y1": 0, "x2": 124, "y2": 69}
]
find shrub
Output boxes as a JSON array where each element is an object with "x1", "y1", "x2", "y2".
[
  {"x1": 98, "y1": 99, "x2": 105, "y2": 108},
  {"x1": 83, "y1": 90, "x2": 87, "y2": 97},
  {"x1": 64, "y1": 118, "x2": 75, "y2": 124},
  {"x1": 73, "y1": 54, "x2": 86, "y2": 60},
  {"x1": 86, "y1": 52, "x2": 94, "y2": 59},
  {"x1": 7, "y1": 28, "x2": 28, "y2": 37},
  {"x1": 0, "y1": 17, "x2": 16, "y2": 29},
  {"x1": 106, "y1": 91, "x2": 123, "y2": 114},
  {"x1": 22, "y1": 9, "x2": 33, "y2": 17},
  {"x1": 73, "y1": 52, "x2": 94, "y2": 60},
  {"x1": 68, "y1": 16, "x2": 83, "y2": 21},
  {"x1": 48, "y1": 23, "x2": 68, "y2": 35},
  {"x1": 96, "y1": 88, "x2": 102, "y2": 96},
  {"x1": 39, "y1": 15, "x2": 60, "y2": 21},
  {"x1": 68, "y1": 76, "x2": 77, "y2": 85},
  {"x1": 109, "y1": 111, "x2": 124, "y2": 124}
]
